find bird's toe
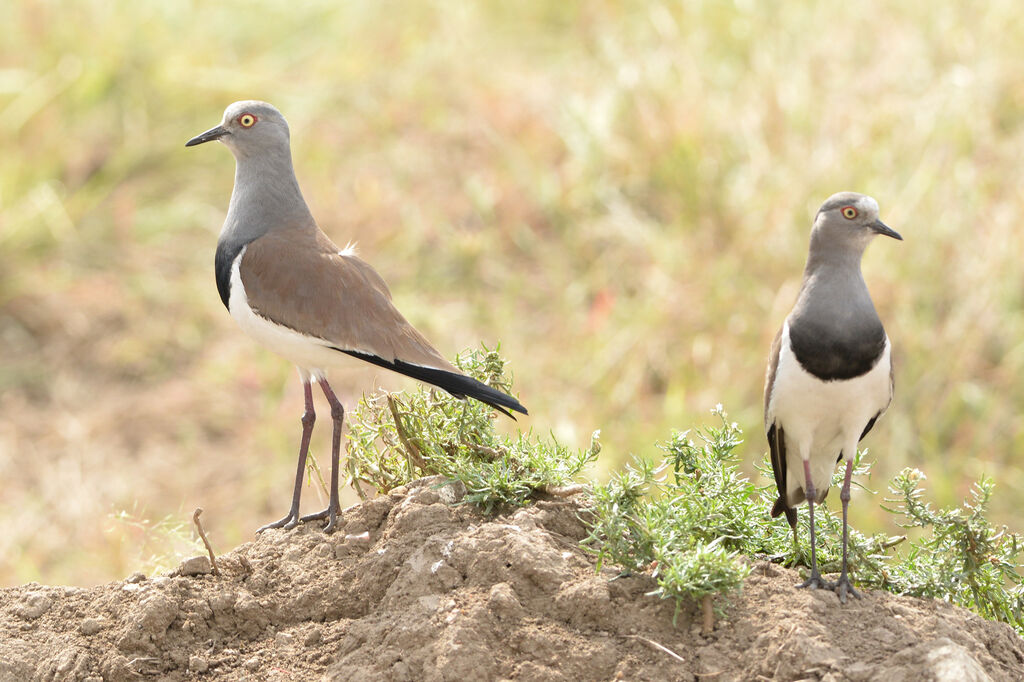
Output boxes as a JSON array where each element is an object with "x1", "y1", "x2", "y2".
[
  {"x1": 796, "y1": 572, "x2": 833, "y2": 591},
  {"x1": 834, "y1": 575, "x2": 862, "y2": 603},
  {"x1": 300, "y1": 506, "x2": 342, "y2": 533},
  {"x1": 256, "y1": 513, "x2": 300, "y2": 534}
]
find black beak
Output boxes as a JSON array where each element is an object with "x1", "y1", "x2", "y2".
[
  {"x1": 185, "y1": 125, "x2": 229, "y2": 147},
  {"x1": 872, "y1": 219, "x2": 902, "y2": 241}
]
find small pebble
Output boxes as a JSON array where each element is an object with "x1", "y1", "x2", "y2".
[
  {"x1": 189, "y1": 656, "x2": 209, "y2": 673},
  {"x1": 80, "y1": 618, "x2": 104, "y2": 636},
  {"x1": 392, "y1": 661, "x2": 412, "y2": 680},
  {"x1": 16, "y1": 592, "x2": 53, "y2": 620},
  {"x1": 304, "y1": 628, "x2": 323, "y2": 646},
  {"x1": 244, "y1": 657, "x2": 260, "y2": 671},
  {"x1": 177, "y1": 555, "x2": 213, "y2": 576},
  {"x1": 126, "y1": 572, "x2": 147, "y2": 584}
]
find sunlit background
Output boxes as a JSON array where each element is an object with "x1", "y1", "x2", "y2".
[{"x1": 2, "y1": 1, "x2": 1022, "y2": 586}]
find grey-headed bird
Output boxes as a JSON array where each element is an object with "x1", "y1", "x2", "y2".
[
  {"x1": 187, "y1": 101, "x2": 527, "y2": 533},
  {"x1": 764, "y1": 192, "x2": 901, "y2": 601}
]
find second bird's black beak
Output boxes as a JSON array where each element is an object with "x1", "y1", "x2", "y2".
[
  {"x1": 185, "y1": 125, "x2": 229, "y2": 147},
  {"x1": 872, "y1": 219, "x2": 903, "y2": 241}
]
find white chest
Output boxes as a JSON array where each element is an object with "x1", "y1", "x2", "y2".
[{"x1": 767, "y1": 322, "x2": 892, "y2": 493}]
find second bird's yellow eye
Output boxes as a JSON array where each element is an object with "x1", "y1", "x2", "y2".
[
  {"x1": 239, "y1": 114, "x2": 256, "y2": 128},
  {"x1": 841, "y1": 206, "x2": 858, "y2": 219}
]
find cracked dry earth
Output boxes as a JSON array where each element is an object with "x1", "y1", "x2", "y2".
[{"x1": 2, "y1": 477, "x2": 1024, "y2": 681}]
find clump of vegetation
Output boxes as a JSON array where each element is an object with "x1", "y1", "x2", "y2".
[
  {"x1": 345, "y1": 345, "x2": 599, "y2": 512},
  {"x1": 879, "y1": 469, "x2": 1024, "y2": 629},
  {"x1": 583, "y1": 407, "x2": 1024, "y2": 635},
  {"x1": 583, "y1": 407, "x2": 761, "y2": 629}
]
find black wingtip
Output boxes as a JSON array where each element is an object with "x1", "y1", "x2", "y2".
[{"x1": 339, "y1": 350, "x2": 528, "y2": 418}]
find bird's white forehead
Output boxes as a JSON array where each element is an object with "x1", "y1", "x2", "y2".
[{"x1": 857, "y1": 195, "x2": 879, "y2": 214}]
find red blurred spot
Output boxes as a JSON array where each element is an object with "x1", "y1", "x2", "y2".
[{"x1": 587, "y1": 289, "x2": 615, "y2": 331}]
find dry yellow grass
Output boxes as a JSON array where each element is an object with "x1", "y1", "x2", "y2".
[{"x1": 1, "y1": 0, "x2": 1023, "y2": 585}]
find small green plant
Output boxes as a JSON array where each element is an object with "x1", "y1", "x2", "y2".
[
  {"x1": 660, "y1": 413, "x2": 778, "y2": 556},
  {"x1": 585, "y1": 455, "x2": 663, "y2": 574},
  {"x1": 345, "y1": 345, "x2": 599, "y2": 512},
  {"x1": 877, "y1": 469, "x2": 1024, "y2": 630},
  {"x1": 583, "y1": 407, "x2": 757, "y2": 628}
]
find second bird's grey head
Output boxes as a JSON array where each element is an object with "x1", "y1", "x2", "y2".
[
  {"x1": 185, "y1": 101, "x2": 291, "y2": 159},
  {"x1": 811, "y1": 192, "x2": 902, "y2": 254}
]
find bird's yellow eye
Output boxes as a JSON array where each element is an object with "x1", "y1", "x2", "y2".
[
  {"x1": 239, "y1": 114, "x2": 256, "y2": 128},
  {"x1": 841, "y1": 206, "x2": 858, "y2": 219}
]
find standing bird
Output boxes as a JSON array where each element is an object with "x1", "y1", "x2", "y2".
[
  {"x1": 186, "y1": 101, "x2": 527, "y2": 533},
  {"x1": 764, "y1": 192, "x2": 901, "y2": 601}
]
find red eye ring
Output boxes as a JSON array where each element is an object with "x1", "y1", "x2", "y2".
[
  {"x1": 238, "y1": 113, "x2": 257, "y2": 128},
  {"x1": 841, "y1": 206, "x2": 858, "y2": 219}
]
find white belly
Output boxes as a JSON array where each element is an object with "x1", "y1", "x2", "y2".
[
  {"x1": 767, "y1": 322, "x2": 892, "y2": 501},
  {"x1": 227, "y1": 248, "x2": 342, "y2": 381}
]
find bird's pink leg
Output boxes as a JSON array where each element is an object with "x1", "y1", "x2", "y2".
[
  {"x1": 834, "y1": 456, "x2": 862, "y2": 602},
  {"x1": 257, "y1": 379, "x2": 316, "y2": 532},
  {"x1": 300, "y1": 378, "x2": 344, "y2": 533},
  {"x1": 797, "y1": 458, "x2": 831, "y2": 590}
]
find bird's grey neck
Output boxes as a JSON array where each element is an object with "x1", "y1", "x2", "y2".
[
  {"x1": 795, "y1": 265, "x2": 872, "y2": 310},
  {"x1": 219, "y1": 150, "x2": 314, "y2": 248},
  {"x1": 796, "y1": 238, "x2": 873, "y2": 316},
  {"x1": 805, "y1": 231, "x2": 867, "y2": 273}
]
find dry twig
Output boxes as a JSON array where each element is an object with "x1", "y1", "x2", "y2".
[
  {"x1": 387, "y1": 395, "x2": 428, "y2": 473},
  {"x1": 192, "y1": 508, "x2": 219, "y2": 576},
  {"x1": 627, "y1": 634, "x2": 685, "y2": 664}
]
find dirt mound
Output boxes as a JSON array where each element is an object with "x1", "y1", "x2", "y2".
[{"x1": 2, "y1": 477, "x2": 1023, "y2": 681}]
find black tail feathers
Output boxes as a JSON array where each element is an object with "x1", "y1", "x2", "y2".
[{"x1": 340, "y1": 350, "x2": 528, "y2": 418}]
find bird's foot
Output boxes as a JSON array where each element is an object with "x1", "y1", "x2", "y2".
[
  {"x1": 300, "y1": 506, "x2": 341, "y2": 533},
  {"x1": 256, "y1": 512, "x2": 301, "y2": 533},
  {"x1": 796, "y1": 570, "x2": 832, "y2": 591},
  {"x1": 833, "y1": 573, "x2": 862, "y2": 603}
]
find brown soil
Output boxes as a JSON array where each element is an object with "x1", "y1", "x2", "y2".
[{"x1": 2, "y1": 477, "x2": 1023, "y2": 681}]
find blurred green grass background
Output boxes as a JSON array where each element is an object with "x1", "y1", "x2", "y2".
[{"x1": 1, "y1": 0, "x2": 1023, "y2": 586}]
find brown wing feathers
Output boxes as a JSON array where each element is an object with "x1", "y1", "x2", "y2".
[
  {"x1": 241, "y1": 227, "x2": 456, "y2": 369},
  {"x1": 240, "y1": 226, "x2": 526, "y2": 415}
]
